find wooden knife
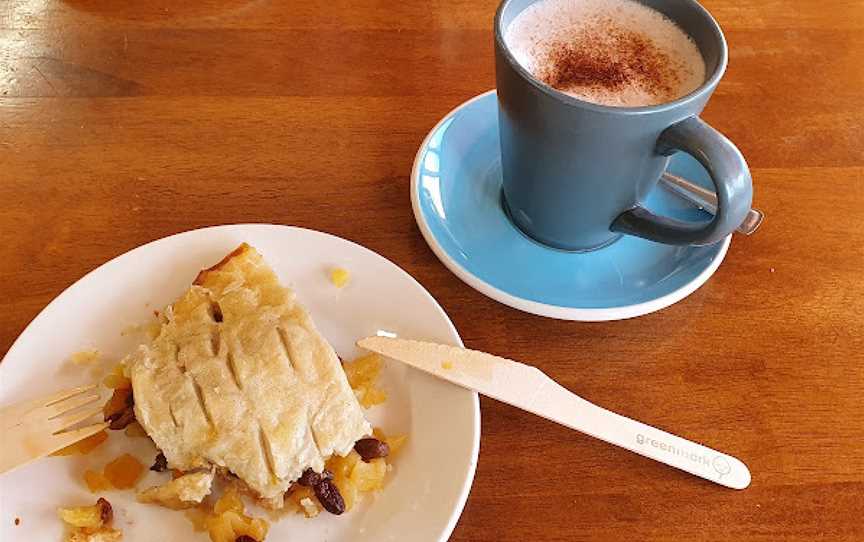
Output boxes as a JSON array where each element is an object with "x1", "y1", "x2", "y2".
[{"x1": 358, "y1": 336, "x2": 751, "y2": 490}]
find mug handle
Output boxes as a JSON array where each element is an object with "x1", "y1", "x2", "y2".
[{"x1": 611, "y1": 116, "x2": 753, "y2": 246}]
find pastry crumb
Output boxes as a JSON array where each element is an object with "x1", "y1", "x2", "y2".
[
  {"x1": 202, "y1": 487, "x2": 270, "y2": 541},
  {"x1": 330, "y1": 267, "x2": 350, "y2": 288},
  {"x1": 183, "y1": 507, "x2": 210, "y2": 532},
  {"x1": 286, "y1": 485, "x2": 320, "y2": 517},
  {"x1": 65, "y1": 527, "x2": 123, "y2": 542},
  {"x1": 103, "y1": 454, "x2": 145, "y2": 489},
  {"x1": 70, "y1": 350, "x2": 100, "y2": 365},
  {"x1": 14, "y1": 517, "x2": 20, "y2": 526},
  {"x1": 121, "y1": 320, "x2": 162, "y2": 340},
  {"x1": 344, "y1": 353, "x2": 387, "y2": 408},
  {"x1": 59, "y1": 497, "x2": 121, "y2": 541},
  {"x1": 84, "y1": 470, "x2": 112, "y2": 493},
  {"x1": 299, "y1": 497, "x2": 319, "y2": 518},
  {"x1": 138, "y1": 470, "x2": 214, "y2": 510},
  {"x1": 102, "y1": 363, "x2": 131, "y2": 389}
]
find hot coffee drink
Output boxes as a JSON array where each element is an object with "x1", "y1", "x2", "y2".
[{"x1": 505, "y1": 0, "x2": 706, "y2": 107}]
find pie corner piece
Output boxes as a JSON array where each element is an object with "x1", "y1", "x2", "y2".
[
  {"x1": 192, "y1": 242, "x2": 254, "y2": 287},
  {"x1": 130, "y1": 243, "x2": 372, "y2": 506}
]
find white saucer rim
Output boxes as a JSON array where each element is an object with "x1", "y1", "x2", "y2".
[
  {"x1": 410, "y1": 90, "x2": 732, "y2": 321},
  {"x1": 0, "y1": 223, "x2": 481, "y2": 541}
]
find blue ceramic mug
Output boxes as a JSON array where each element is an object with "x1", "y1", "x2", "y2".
[{"x1": 494, "y1": 0, "x2": 753, "y2": 251}]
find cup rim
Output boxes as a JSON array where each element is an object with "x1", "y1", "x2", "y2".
[{"x1": 494, "y1": 0, "x2": 729, "y2": 115}]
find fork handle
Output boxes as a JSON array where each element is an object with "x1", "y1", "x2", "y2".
[{"x1": 0, "y1": 422, "x2": 107, "y2": 476}]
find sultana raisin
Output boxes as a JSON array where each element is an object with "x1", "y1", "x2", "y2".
[
  {"x1": 297, "y1": 468, "x2": 332, "y2": 487},
  {"x1": 354, "y1": 438, "x2": 390, "y2": 462},
  {"x1": 104, "y1": 388, "x2": 136, "y2": 430},
  {"x1": 108, "y1": 407, "x2": 136, "y2": 430},
  {"x1": 150, "y1": 451, "x2": 168, "y2": 472},
  {"x1": 96, "y1": 498, "x2": 113, "y2": 525},
  {"x1": 313, "y1": 478, "x2": 345, "y2": 515}
]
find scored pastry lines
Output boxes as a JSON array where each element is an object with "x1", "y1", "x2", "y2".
[
  {"x1": 225, "y1": 351, "x2": 243, "y2": 391},
  {"x1": 168, "y1": 403, "x2": 180, "y2": 428},
  {"x1": 309, "y1": 424, "x2": 324, "y2": 459},
  {"x1": 173, "y1": 344, "x2": 183, "y2": 373},
  {"x1": 210, "y1": 330, "x2": 220, "y2": 357},
  {"x1": 209, "y1": 301, "x2": 222, "y2": 356},
  {"x1": 190, "y1": 378, "x2": 214, "y2": 428},
  {"x1": 258, "y1": 425, "x2": 278, "y2": 482},
  {"x1": 276, "y1": 326, "x2": 297, "y2": 372}
]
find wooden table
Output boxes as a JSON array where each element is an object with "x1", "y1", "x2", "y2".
[{"x1": 2, "y1": 0, "x2": 862, "y2": 540}]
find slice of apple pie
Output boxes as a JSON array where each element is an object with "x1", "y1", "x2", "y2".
[{"x1": 127, "y1": 243, "x2": 371, "y2": 506}]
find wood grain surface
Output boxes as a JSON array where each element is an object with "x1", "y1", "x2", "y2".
[{"x1": 1, "y1": 0, "x2": 863, "y2": 540}]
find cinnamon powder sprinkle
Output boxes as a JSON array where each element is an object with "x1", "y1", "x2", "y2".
[{"x1": 537, "y1": 17, "x2": 686, "y2": 103}]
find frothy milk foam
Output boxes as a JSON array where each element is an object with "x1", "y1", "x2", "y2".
[{"x1": 505, "y1": 0, "x2": 706, "y2": 107}]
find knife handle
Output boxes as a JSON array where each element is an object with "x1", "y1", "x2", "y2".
[{"x1": 528, "y1": 379, "x2": 751, "y2": 489}]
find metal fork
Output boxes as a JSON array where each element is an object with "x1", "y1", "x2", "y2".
[{"x1": 0, "y1": 384, "x2": 107, "y2": 475}]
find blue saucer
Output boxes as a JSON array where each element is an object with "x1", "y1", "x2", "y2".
[{"x1": 410, "y1": 90, "x2": 731, "y2": 321}]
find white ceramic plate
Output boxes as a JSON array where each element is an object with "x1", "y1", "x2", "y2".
[{"x1": 0, "y1": 224, "x2": 480, "y2": 542}]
